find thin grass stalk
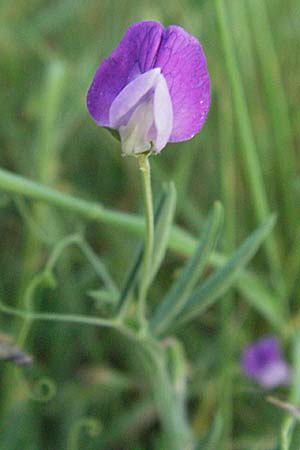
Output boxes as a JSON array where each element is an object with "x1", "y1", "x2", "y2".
[
  {"x1": 247, "y1": 0, "x2": 297, "y2": 239},
  {"x1": 214, "y1": 0, "x2": 285, "y2": 296},
  {"x1": 218, "y1": 82, "x2": 235, "y2": 450}
]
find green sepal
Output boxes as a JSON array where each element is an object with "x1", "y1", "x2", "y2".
[{"x1": 104, "y1": 127, "x2": 121, "y2": 142}]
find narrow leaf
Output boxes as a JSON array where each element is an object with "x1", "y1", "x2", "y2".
[
  {"x1": 150, "y1": 202, "x2": 224, "y2": 336},
  {"x1": 175, "y1": 215, "x2": 276, "y2": 328},
  {"x1": 149, "y1": 182, "x2": 177, "y2": 283}
]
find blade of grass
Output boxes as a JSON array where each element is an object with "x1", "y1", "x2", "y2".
[
  {"x1": 218, "y1": 82, "x2": 235, "y2": 450},
  {"x1": 214, "y1": 0, "x2": 284, "y2": 296},
  {"x1": 247, "y1": 0, "x2": 297, "y2": 237}
]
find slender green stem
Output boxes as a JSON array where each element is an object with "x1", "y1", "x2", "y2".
[
  {"x1": 280, "y1": 333, "x2": 300, "y2": 449},
  {"x1": 137, "y1": 154, "x2": 154, "y2": 330},
  {"x1": 0, "y1": 166, "x2": 281, "y2": 328},
  {"x1": 247, "y1": 0, "x2": 296, "y2": 238},
  {"x1": 0, "y1": 300, "x2": 117, "y2": 329},
  {"x1": 140, "y1": 340, "x2": 194, "y2": 450},
  {"x1": 0, "y1": 167, "x2": 264, "y2": 262},
  {"x1": 0, "y1": 167, "x2": 192, "y2": 255},
  {"x1": 218, "y1": 82, "x2": 235, "y2": 450},
  {"x1": 17, "y1": 273, "x2": 46, "y2": 348}
]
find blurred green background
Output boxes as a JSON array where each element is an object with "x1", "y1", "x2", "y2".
[{"x1": 0, "y1": 0, "x2": 300, "y2": 448}]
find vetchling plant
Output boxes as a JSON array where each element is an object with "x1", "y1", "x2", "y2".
[{"x1": 0, "y1": 20, "x2": 275, "y2": 450}]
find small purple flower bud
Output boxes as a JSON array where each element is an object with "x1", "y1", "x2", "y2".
[
  {"x1": 241, "y1": 336, "x2": 290, "y2": 389},
  {"x1": 87, "y1": 21, "x2": 210, "y2": 155}
]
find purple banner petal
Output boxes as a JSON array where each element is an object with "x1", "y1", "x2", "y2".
[
  {"x1": 87, "y1": 22, "x2": 164, "y2": 126},
  {"x1": 154, "y1": 25, "x2": 210, "y2": 142}
]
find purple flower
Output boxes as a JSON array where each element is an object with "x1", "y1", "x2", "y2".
[
  {"x1": 241, "y1": 336, "x2": 290, "y2": 389},
  {"x1": 87, "y1": 21, "x2": 210, "y2": 155}
]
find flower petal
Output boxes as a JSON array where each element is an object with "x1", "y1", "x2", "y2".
[
  {"x1": 119, "y1": 99, "x2": 154, "y2": 155},
  {"x1": 154, "y1": 25, "x2": 210, "y2": 142},
  {"x1": 242, "y1": 337, "x2": 282, "y2": 377},
  {"x1": 259, "y1": 361, "x2": 290, "y2": 389},
  {"x1": 87, "y1": 21, "x2": 164, "y2": 126},
  {"x1": 109, "y1": 69, "x2": 173, "y2": 155},
  {"x1": 153, "y1": 74, "x2": 173, "y2": 152},
  {"x1": 109, "y1": 68, "x2": 161, "y2": 129}
]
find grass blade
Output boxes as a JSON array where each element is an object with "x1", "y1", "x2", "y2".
[
  {"x1": 214, "y1": 0, "x2": 283, "y2": 292},
  {"x1": 247, "y1": 0, "x2": 296, "y2": 236}
]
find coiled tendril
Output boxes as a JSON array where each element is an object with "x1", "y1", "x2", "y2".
[{"x1": 67, "y1": 416, "x2": 102, "y2": 450}]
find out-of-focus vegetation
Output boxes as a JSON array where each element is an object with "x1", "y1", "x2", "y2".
[{"x1": 0, "y1": 0, "x2": 299, "y2": 449}]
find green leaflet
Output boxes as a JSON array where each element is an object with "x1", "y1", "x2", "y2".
[
  {"x1": 150, "y1": 202, "x2": 224, "y2": 336},
  {"x1": 175, "y1": 215, "x2": 276, "y2": 328}
]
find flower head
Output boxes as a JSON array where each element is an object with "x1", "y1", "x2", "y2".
[
  {"x1": 87, "y1": 21, "x2": 210, "y2": 155},
  {"x1": 241, "y1": 336, "x2": 290, "y2": 389}
]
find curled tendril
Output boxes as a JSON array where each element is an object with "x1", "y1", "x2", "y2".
[
  {"x1": 16, "y1": 370, "x2": 57, "y2": 403},
  {"x1": 0, "y1": 233, "x2": 121, "y2": 415},
  {"x1": 0, "y1": 233, "x2": 120, "y2": 336},
  {"x1": 67, "y1": 416, "x2": 102, "y2": 450},
  {"x1": 29, "y1": 376, "x2": 57, "y2": 402},
  {"x1": 16, "y1": 272, "x2": 50, "y2": 349},
  {"x1": 5, "y1": 233, "x2": 118, "y2": 347}
]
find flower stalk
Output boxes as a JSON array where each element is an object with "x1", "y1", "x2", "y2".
[{"x1": 137, "y1": 153, "x2": 154, "y2": 330}]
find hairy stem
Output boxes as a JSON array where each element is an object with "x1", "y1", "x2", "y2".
[
  {"x1": 141, "y1": 341, "x2": 194, "y2": 450},
  {"x1": 137, "y1": 154, "x2": 154, "y2": 330}
]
